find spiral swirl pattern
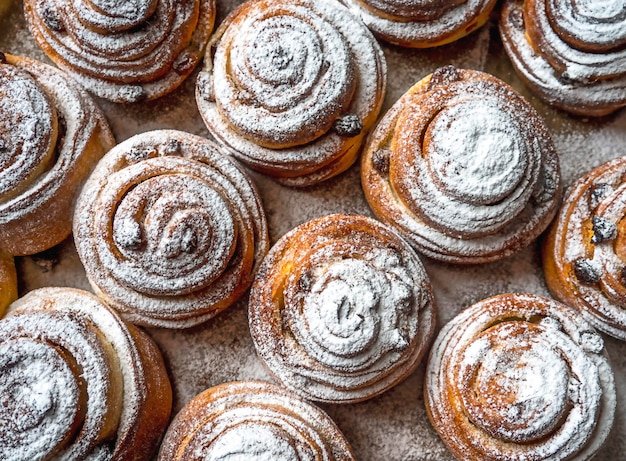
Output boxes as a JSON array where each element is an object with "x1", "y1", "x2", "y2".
[
  {"x1": 362, "y1": 67, "x2": 560, "y2": 263},
  {"x1": 0, "y1": 54, "x2": 114, "y2": 257},
  {"x1": 158, "y1": 381, "x2": 355, "y2": 461},
  {"x1": 500, "y1": 0, "x2": 626, "y2": 116},
  {"x1": 343, "y1": 0, "x2": 497, "y2": 47},
  {"x1": 196, "y1": 0, "x2": 386, "y2": 186},
  {"x1": 249, "y1": 214, "x2": 435, "y2": 403},
  {"x1": 0, "y1": 287, "x2": 172, "y2": 461},
  {"x1": 74, "y1": 130, "x2": 268, "y2": 328},
  {"x1": 544, "y1": 157, "x2": 626, "y2": 340},
  {"x1": 24, "y1": 0, "x2": 215, "y2": 102},
  {"x1": 425, "y1": 293, "x2": 615, "y2": 461}
]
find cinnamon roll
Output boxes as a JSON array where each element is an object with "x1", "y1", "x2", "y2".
[
  {"x1": 425, "y1": 293, "x2": 615, "y2": 461},
  {"x1": 500, "y1": 0, "x2": 626, "y2": 116},
  {"x1": 341, "y1": 0, "x2": 498, "y2": 48},
  {"x1": 196, "y1": 0, "x2": 386, "y2": 186},
  {"x1": 361, "y1": 66, "x2": 561, "y2": 264},
  {"x1": 24, "y1": 0, "x2": 215, "y2": 103},
  {"x1": 74, "y1": 130, "x2": 269, "y2": 329},
  {"x1": 0, "y1": 53, "x2": 114, "y2": 256},
  {"x1": 249, "y1": 213, "x2": 435, "y2": 403},
  {"x1": 543, "y1": 157, "x2": 626, "y2": 340},
  {"x1": 158, "y1": 380, "x2": 355, "y2": 461},
  {"x1": 0, "y1": 287, "x2": 172, "y2": 461},
  {"x1": 0, "y1": 250, "x2": 16, "y2": 318}
]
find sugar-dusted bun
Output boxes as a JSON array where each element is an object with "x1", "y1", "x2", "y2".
[
  {"x1": 361, "y1": 66, "x2": 561, "y2": 264},
  {"x1": 342, "y1": 0, "x2": 497, "y2": 47},
  {"x1": 158, "y1": 380, "x2": 355, "y2": 460},
  {"x1": 0, "y1": 250, "x2": 16, "y2": 318},
  {"x1": 196, "y1": 0, "x2": 386, "y2": 186},
  {"x1": 0, "y1": 287, "x2": 172, "y2": 460},
  {"x1": 544, "y1": 156, "x2": 626, "y2": 340},
  {"x1": 74, "y1": 130, "x2": 269, "y2": 328},
  {"x1": 425, "y1": 292, "x2": 616, "y2": 461},
  {"x1": 500, "y1": 0, "x2": 626, "y2": 116},
  {"x1": 0, "y1": 53, "x2": 114, "y2": 256},
  {"x1": 249, "y1": 213, "x2": 435, "y2": 403},
  {"x1": 24, "y1": 0, "x2": 215, "y2": 103}
]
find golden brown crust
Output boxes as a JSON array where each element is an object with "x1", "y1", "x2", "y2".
[
  {"x1": 543, "y1": 156, "x2": 626, "y2": 340},
  {"x1": 196, "y1": 0, "x2": 386, "y2": 186},
  {"x1": 73, "y1": 130, "x2": 269, "y2": 329},
  {"x1": 158, "y1": 380, "x2": 355, "y2": 460},
  {"x1": 249, "y1": 213, "x2": 435, "y2": 403},
  {"x1": 0, "y1": 287, "x2": 172, "y2": 461},
  {"x1": 342, "y1": 0, "x2": 497, "y2": 48},
  {"x1": 0, "y1": 250, "x2": 16, "y2": 318},
  {"x1": 0, "y1": 53, "x2": 114, "y2": 256},
  {"x1": 425, "y1": 293, "x2": 616, "y2": 461},
  {"x1": 361, "y1": 66, "x2": 561, "y2": 264},
  {"x1": 24, "y1": 0, "x2": 215, "y2": 103},
  {"x1": 499, "y1": 0, "x2": 626, "y2": 116}
]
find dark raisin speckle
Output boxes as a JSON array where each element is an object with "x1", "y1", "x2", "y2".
[
  {"x1": 41, "y1": 5, "x2": 65, "y2": 32},
  {"x1": 372, "y1": 149, "x2": 390, "y2": 175},
  {"x1": 573, "y1": 258, "x2": 601, "y2": 284},
  {"x1": 591, "y1": 216, "x2": 617, "y2": 243},
  {"x1": 620, "y1": 267, "x2": 626, "y2": 286},
  {"x1": 589, "y1": 183, "x2": 613, "y2": 210},
  {"x1": 0, "y1": 52, "x2": 6, "y2": 64},
  {"x1": 509, "y1": 8, "x2": 525, "y2": 30},
  {"x1": 333, "y1": 114, "x2": 362, "y2": 137}
]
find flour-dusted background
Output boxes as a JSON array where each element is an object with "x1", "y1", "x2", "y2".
[{"x1": 2, "y1": 1, "x2": 626, "y2": 459}]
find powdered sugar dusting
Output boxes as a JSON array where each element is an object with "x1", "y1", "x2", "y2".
[
  {"x1": 24, "y1": 0, "x2": 215, "y2": 102},
  {"x1": 341, "y1": 0, "x2": 496, "y2": 46},
  {"x1": 73, "y1": 130, "x2": 268, "y2": 328},
  {"x1": 249, "y1": 214, "x2": 435, "y2": 403},
  {"x1": 499, "y1": 0, "x2": 626, "y2": 116},
  {"x1": 196, "y1": 0, "x2": 386, "y2": 185},
  {"x1": 2, "y1": 287, "x2": 171, "y2": 461},
  {"x1": 362, "y1": 68, "x2": 561, "y2": 263},
  {"x1": 425, "y1": 293, "x2": 615, "y2": 460},
  {"x1": 0, "y1": 54, "x2": 114, "y2": 256},
  {"x1": 158, "y1": 381, "x2": 355, "y2": 460}
]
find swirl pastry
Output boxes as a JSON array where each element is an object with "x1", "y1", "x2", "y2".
[
  {"x1": 0, "y1": 250, "x2": 17, "y2": 318},
  {"x1": 361, "y1": 66, "x2": 561, "y2": 264},
  {"x1": 24, "y1": 0, "x2": 215, "y2": 103},
  {"x1": 0, "y1": 53, "x2": 114, "y2": 257},
  {"x1": 159, "y1": 380, "x2": 355, "y2": 460},
  {"x1": 500, "y1": 0, "x2": 626, "y2": 116},
  {"x1": 74, "y1": 130, "x2": 269, "y2": 329},
  {"x1": 249, "y1": 213, "x2": 435, "y2": 403},
  {"x1": 0, "y1": 287, "x2": 172, "y2": 461},
  {"x1": 543, "y1": 157, "x2": 626, "y2": 340},
  {"x1": 341, "y1": 0, "x2": 498, "y2": 48},
  {"x1": 425, "y1": 293, "x2": 616, "y2": 461},
  {"x1": 196, "y1": 0, "x2": 386, "y2": 187}
]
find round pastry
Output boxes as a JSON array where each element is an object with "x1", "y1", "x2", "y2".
[
  {"x1": 0, "y1": 287, "x2": 172, "y2": 461},
  {"x1": 24, "y1": 0, "x2": 216, "y2": 103},
  {"x1": 361, "y1": 66, "x2": 561, "y2": 264},
  {"x1": 249, "y1": 213, "x2": 435, "y2": 403},
  {"x1": 196, "y1": 0, "x2": 386, "y2": 187},
  {"x1": 0, "y1": 53, "x2": 114, "y2": 256},
  {"x1": 158, "y1": 380, "x2": 355, "y2": 461},
  {"x1": 341, "y1": 0, "x2": 498, "y2": 48},
  {"x1": 543, "y1": 157, "x2": 626, "y2": 340},
  {"x1": 0, "y1": 250, "x2": 17, "y2": 318},
  {"x1": 425, "y1": 292, "x2": 616, "y2": 461},
  {"x1": 500, "y1": 0, "x2": 626, "y2": 116},
  {"x1": 74, "y1": 129, "x2": 269, "y2": 329}
]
